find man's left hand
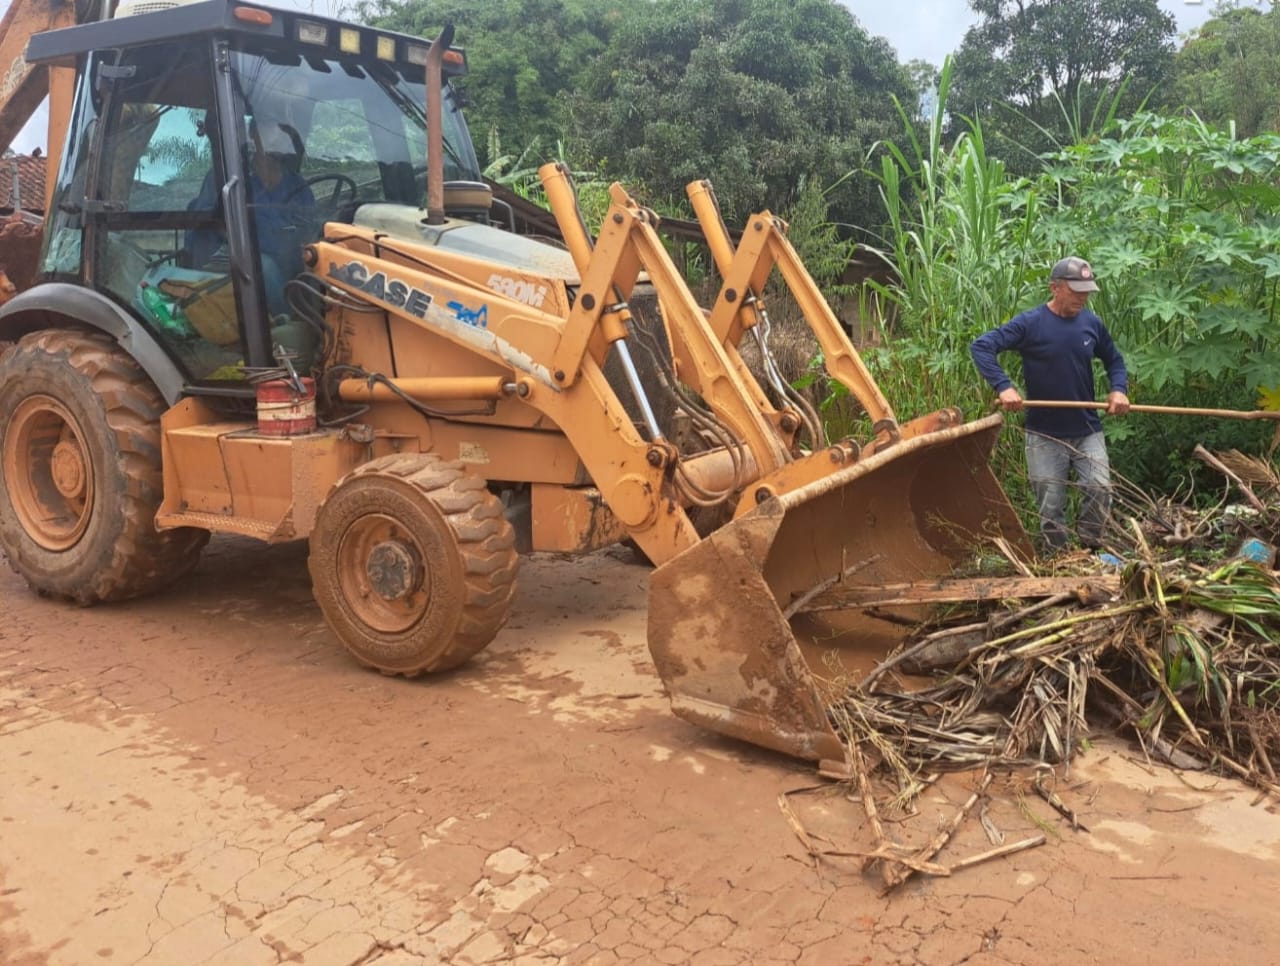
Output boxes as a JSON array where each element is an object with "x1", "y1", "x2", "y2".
[{"x1": 1106, "y1": 391, "x2": 1130, "y2": 416}]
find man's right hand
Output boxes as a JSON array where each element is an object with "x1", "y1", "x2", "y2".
[{"x1": 997, "y1": 387, "x2": 1024, "y2": 411}]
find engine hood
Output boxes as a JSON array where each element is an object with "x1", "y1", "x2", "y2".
[{"x1": 351, "y1": 204, "x2": 580, "y2": 284}]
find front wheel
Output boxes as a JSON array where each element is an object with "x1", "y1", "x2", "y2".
[
  {"x1": 308, "y1": 454, "x2": 519, "y2": 675},
  {"x1": 0, "y1": 328, "x2": 208, "y2": 603}
]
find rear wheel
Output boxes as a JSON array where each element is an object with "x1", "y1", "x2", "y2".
[
  {"x1": 308, "y1": 453, "x2": 519, "y2": 675},
  {"x1": 0, "y1": 328, "x2": 208, "y2": 603}
]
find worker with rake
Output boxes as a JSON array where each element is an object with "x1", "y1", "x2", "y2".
[{"x1": 970, "y1": 256, "x2": 1131, "y2": 554}]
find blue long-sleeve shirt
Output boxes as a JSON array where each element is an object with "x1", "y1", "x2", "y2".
[{"x1": 970, "y1": 303, "x2": 1128, "y2": 439}]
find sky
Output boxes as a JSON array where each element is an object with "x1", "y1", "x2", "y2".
[
  {"x1": 849, "y1": 0, "x2": 1220, "y2": 67},
  {"x1": 4, "y1": 0, "x2": 1230, "y2": 155}
]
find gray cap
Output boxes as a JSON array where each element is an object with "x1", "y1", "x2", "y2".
[{"x1": 1050, "y1": 256, "x2": 1099, "y2": 293}]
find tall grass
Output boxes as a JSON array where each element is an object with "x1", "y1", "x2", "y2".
[{"x1": 858, "y1": 59, "x2": 1045, "y2": 419}]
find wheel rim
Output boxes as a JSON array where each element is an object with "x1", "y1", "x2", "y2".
[
  {"x1": 3, "y1": 394, "x2": 95, "y2": 551},
  {"x1": 335, "y1": 512, "x2": 430, "y2": 633}
]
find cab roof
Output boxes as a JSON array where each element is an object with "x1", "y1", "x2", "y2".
[{"x1": 26, "y1": 0, "x2": 464, "y2": 75}]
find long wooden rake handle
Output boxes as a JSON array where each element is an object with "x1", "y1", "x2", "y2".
[{"x1": 1019, "y1": 400, "x2": 1280, "y2": 421}]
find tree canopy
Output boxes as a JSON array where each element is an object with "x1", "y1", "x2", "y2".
[
  {"x1": 354, "y1": 0, "x2": 618, "y2": 168},
  {"x1": 566, "y1": 0, "x2": 911, "y2": 225},
  {"x1": 1166, "y1": 3, "x2": 1280, "y2": 136},
  {"x1": 358, "y1": 0, "x2": 912, "y2": 228},
  {"x1": 949, "y1": 0, "x2": 1176, "y2": 166}
]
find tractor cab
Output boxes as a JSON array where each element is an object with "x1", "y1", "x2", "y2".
[{"x1": 26, "y1": 0, "x2": 483, "y2": 390}]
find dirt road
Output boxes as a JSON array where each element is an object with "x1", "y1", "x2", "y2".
[{"x1": 2, "y1": 537, "x2": 1279, "y2": 965}]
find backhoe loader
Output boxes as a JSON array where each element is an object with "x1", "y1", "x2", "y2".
[{"x1": 0, "y1": 0, "x2": 1028, "y2": 761}]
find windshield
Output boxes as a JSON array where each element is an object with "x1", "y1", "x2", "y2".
[{"x1": 230, "y1": 47, "x2": 481, "y2": 206}]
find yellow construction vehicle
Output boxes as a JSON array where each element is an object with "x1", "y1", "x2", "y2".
[{"x1": 0, "y1": 0, "x2": 1027, "y2": 761}]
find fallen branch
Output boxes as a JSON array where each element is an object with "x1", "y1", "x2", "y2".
[{"x1": 804, "y1": 575, "x2": 1121, "y2": 611}]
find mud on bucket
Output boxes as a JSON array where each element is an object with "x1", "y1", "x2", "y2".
[{"x1": 646, "y1": 414, "x2": 1029, "y2": 761}]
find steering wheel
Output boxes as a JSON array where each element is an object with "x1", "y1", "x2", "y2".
[
  {"x1": 109, "y1": 232, "x2": 182, "y2": 270},
  {"x1": 291, "y1": 173, "x2": 359, "y2": 209}
]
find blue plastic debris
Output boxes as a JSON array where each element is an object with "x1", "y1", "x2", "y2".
[
  {"x1": 1234, "y1": 537, "x2": 1276, "y2": 568},
  {"x1": 1097, "y1": 552, "x2": 1123, "y2": 568}
]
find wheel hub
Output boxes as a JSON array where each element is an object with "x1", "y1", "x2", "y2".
[
  {"x1": 4, "y1": 394, "x2": 94, "y2": 551},
  {"x1": 332, "y1": 512, "x2": 433, "y2": 635},
  {"x1": 366, "y1": 540, "x2": 422, "y2": 601},
  {"x1": 50, "y1": 440, "x2": 87, "y2": 500}
]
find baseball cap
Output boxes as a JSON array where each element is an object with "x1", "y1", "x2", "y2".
[{"x1": 1050, "y1": 256, "x2": 1099, "y2": 293}]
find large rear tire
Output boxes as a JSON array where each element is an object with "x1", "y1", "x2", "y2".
[
  {"x1": 0, "y1": 328, "x2": 209, "y2": 603},
  {"x1": 308, "y1": 453, "x2": 519, "y2": 675}
]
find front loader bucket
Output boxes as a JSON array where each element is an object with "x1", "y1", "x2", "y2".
[{"x1": 647, "y1": 414, "x2": 1029, "y2": 761}]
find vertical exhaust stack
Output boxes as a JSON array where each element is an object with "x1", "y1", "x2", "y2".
[{"x1": 424, "y1": 24, "x2": 454, "y2": 226}]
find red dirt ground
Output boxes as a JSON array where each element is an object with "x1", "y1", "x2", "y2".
[{"x1": 2, "y1": 536, "x2": 1279, "y2": 965}]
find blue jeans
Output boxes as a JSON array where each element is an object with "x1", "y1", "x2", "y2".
[{"x1": 1025, "y1": 431, "x2": 1112, "y2": 550}]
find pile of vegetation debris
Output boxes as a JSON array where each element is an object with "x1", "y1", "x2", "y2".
[{"x1": 799, "y1": 446, "x2": 1280, "y2": 890}]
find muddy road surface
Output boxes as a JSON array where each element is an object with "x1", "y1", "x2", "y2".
[{"x1": 2, "y1": 536, "x2": 1279, "y2": 965}]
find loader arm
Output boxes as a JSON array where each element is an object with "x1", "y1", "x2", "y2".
[
  {"x1": 540, "y1": 163, "x2": 792, "y2": 476},
  {"x1": 686, "y1": 180, "x2": 899, "y2": 440}
]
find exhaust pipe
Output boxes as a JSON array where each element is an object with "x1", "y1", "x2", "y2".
[{"x1": 424, "y1": 24, "x2": 454, "y2": 226}]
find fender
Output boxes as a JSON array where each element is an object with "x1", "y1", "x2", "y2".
[{"x1": 0, "y1": 282, "x2": 187, "y2": 405}]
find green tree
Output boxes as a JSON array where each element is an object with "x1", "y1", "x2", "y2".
[
  {"x1": 567, "y1": 0, "x2": 913, "y2": 228},
  {"x1": 950, "y1": 0, "x2": 1175, "y2": 168},
  {"x1": 1167, "y1": 3, "x2": 1280, "y2": 136},
  {"x1": 354, "y1": 0, "x2": 619, "y2": 167},
  {"x1": 904, "y1": 59, "x2": 941, "y2": 110}
]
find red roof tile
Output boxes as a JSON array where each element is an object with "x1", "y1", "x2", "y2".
[{"x1": 0, "y1": 153, "x2": 46, "y2": 212}]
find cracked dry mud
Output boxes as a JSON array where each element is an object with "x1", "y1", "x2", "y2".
[{"x1": 2, "y1": 538, "x2": 1279, "y2": 965}]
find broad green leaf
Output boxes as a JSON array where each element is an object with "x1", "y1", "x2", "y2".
[
  {"x1": 1127, "y1": 345, "x2": 1187, "y2": 393},
  {"x1": 1133, "y1": 282, "x2": 1198, "y2": 325}
]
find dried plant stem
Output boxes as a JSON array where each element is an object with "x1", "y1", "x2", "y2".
[
  {"x1": 848, "y1": 737, "x2": 893, "y2": 882},
  {"x1": 861, "y1": 593, "x2": 1080, "y2": 692},
  {"x1": 1194, "y1": 444, "x2": 1267, "y2": 512},
  {"x1": 782, "y1": 554, "x2": 881, "y2": 619},
  {"x1": 1246, "y1": 721, "x2": 1277, "y2": 783},
  {"x1": 948, "y1": 835, "x2": 1046, "y2": 872},
  {"x1": 882, "y1": 771, "x2": 992, "y2": 892}
]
